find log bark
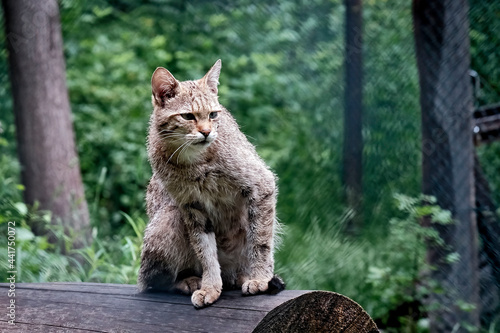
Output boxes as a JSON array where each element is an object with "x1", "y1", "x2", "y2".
[{"x1": 2, "y1": 0, "x2": 90, "y2": 245}]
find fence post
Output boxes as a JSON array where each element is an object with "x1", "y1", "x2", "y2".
[{"x1": 413, "y1": 0, "x2": 480, "y2": 331}]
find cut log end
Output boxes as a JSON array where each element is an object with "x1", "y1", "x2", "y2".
[{"x1": 252, "y1": 291, "x2": 379, "y2": 333}]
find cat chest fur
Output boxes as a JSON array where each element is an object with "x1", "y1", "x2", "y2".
[{"x1": 163, "y1": 165, "x2": 250, "y2": 237}]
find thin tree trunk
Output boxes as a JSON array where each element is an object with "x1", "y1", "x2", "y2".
[
  {"x1": 2, "y1": 0, "x2": 90, "y2": 246},
  {"x1": 413, "y1": 0, "x2": 480, "y2": 331},
  {"x1": 343, "y1": 0, "x2": 363, "y2": 233}
]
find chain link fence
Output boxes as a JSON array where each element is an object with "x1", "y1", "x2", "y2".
[
  {"x1": 469, "y1": 0, "x2": 500, "y2": 329},
  {"x1": 414, "y1": 0, "x2": 500, "y2": 331},
  {"x1": 414, "y1": 1, "x2": 479, "y2": 330}
]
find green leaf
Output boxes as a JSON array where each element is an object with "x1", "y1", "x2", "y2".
[
  {"x1": 431, "y1": 209, "x2": 453, "y2": 224},
  {"x1": 13, "y1": 202, "x2": 28, "y2": 216},
  {"x1": 16, "y1": 227, "x2": 35, "y2": 242}
]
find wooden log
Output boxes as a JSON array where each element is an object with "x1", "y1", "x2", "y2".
[
  {"x1": 0, "y1": 283, "x2": 378, "y2": 332},
  {"x1": 253, "y1": 291, "x2": 378, "y2": 333}
]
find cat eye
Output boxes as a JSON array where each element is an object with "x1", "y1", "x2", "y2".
[
  {"x1": 180, "y1": 113, "x2": 196, "y2": 121},
  {"x1": 209, "y1": 112, "x2": 219, "y2": 119}
]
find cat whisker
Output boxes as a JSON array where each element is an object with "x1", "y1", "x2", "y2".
[
  {"x1": 166, "y1": 141, "x2": 191, "y2": 164},
  {"x1": 159, "y1": 134, "x2": 185, "y2": 142},
  {"x1": 177, "y1": 141, "x2": 194, "y2": 164},
  {"x1": 159, "y1": 128, "x2": 181, "y2": 134},
  {"x1": 159, "y1": 130, "x2": 180, "y2": 134},
  {"x1": 158, "y1": 132, "x2": 184, "y2": 138},
  {"x1": 160, "y1": 137, "x2": 183, "y2": 143},
  {"x1": 159, "y1": 134, "x2": 182, "y2": 139}
]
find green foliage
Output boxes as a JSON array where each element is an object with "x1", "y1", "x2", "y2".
[
  {"x1": 366, "y1": 195, "x2": 453, "y2": 327},
  {"x1": 0, "y1": 132, "x2": 144, "y2": 283},
  {"x1": 73, "y1": 212, "x2": 145, "y2": 284},
  {"x1": 0, "y1": 198, "x2": 145, "y2": 284},
  {"x1": 0, "y1": 135, "x2": 83, "y2": 282},
  {"x1": 272, "y1": 194, "x2": 455, "y2": 331}
]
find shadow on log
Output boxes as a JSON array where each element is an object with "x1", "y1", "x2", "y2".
[{"x1": 253, "y1": 291, "x2": 379, "y2": 333}]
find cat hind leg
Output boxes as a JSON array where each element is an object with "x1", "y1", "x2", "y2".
[
  {"x1": 241, "y1": 275, "x2": 285, "y2": 295},
  {"x1": 137, "y1": 261, "x2": 176, "y2": 292},
  {"x1": 174, "y1": 274, "x2": 202, "y2": 295}
]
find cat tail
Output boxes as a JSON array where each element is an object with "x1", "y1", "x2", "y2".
[
  {"x1": 268, "y1": 274, "x2": 286, "y2": 295},
  {"x1": 137, "y1": 261, "x2": 176, "y2": 293}
]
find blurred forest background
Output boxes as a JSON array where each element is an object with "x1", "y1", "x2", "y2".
[{"x1": 0, "y1": 0, "x2": 499, "y2": 331}]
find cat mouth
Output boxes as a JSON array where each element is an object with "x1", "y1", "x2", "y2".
[
  {"x1": 193, "y1": 136, "x2": 216, "y2": 146},
  {"x1": 193, "y1": 139, "x2": 211, "y2": 146}
]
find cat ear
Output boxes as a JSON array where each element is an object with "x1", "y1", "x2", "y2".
[
  {"x1": 151, "y1": 67, "x2": 179, "y2": 106},
  {"x1": 202, "y1": 59, "x2": 221, "y2": 95}
]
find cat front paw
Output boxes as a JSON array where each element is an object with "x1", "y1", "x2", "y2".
[
  {"x1": 191, "y1": 286, "x2": 221, "y2": 308},
  {"x1": 242, "y1": 279, "x2": 269, "y2": 295},
  {"x1": 174, "y1": 276, "x2": 202, "y2": 295}
]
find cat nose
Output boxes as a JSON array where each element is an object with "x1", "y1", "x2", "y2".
[{"x1": 199, "y1": 129, "x2": 211, "y2": 138}]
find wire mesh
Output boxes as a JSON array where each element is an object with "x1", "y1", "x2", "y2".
[{"x1": 469, "y1": 0, "x2": 500, "y2": 329}]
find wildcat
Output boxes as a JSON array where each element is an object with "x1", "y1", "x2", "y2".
[{"x1": 138, "y1": 60, "x2": 284, "y2": 308}]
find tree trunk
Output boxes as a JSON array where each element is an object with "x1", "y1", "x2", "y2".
[
  {"x1": 343, "y1": 0, "x2": 363, "y2": 233},
  {"x1": 2, "y1": 0, "x2": 90, "y2": 246},
  {"x1": 474, "y1": 153, "x2": 500, "y2": 326},
  {"x1": 413, "y1": 0, "x2": 480, "y2": 331}
]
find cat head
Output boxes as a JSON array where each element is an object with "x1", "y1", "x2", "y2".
[{"x1": 150, "y1": 60, "x2": 222, "y2": 163}]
